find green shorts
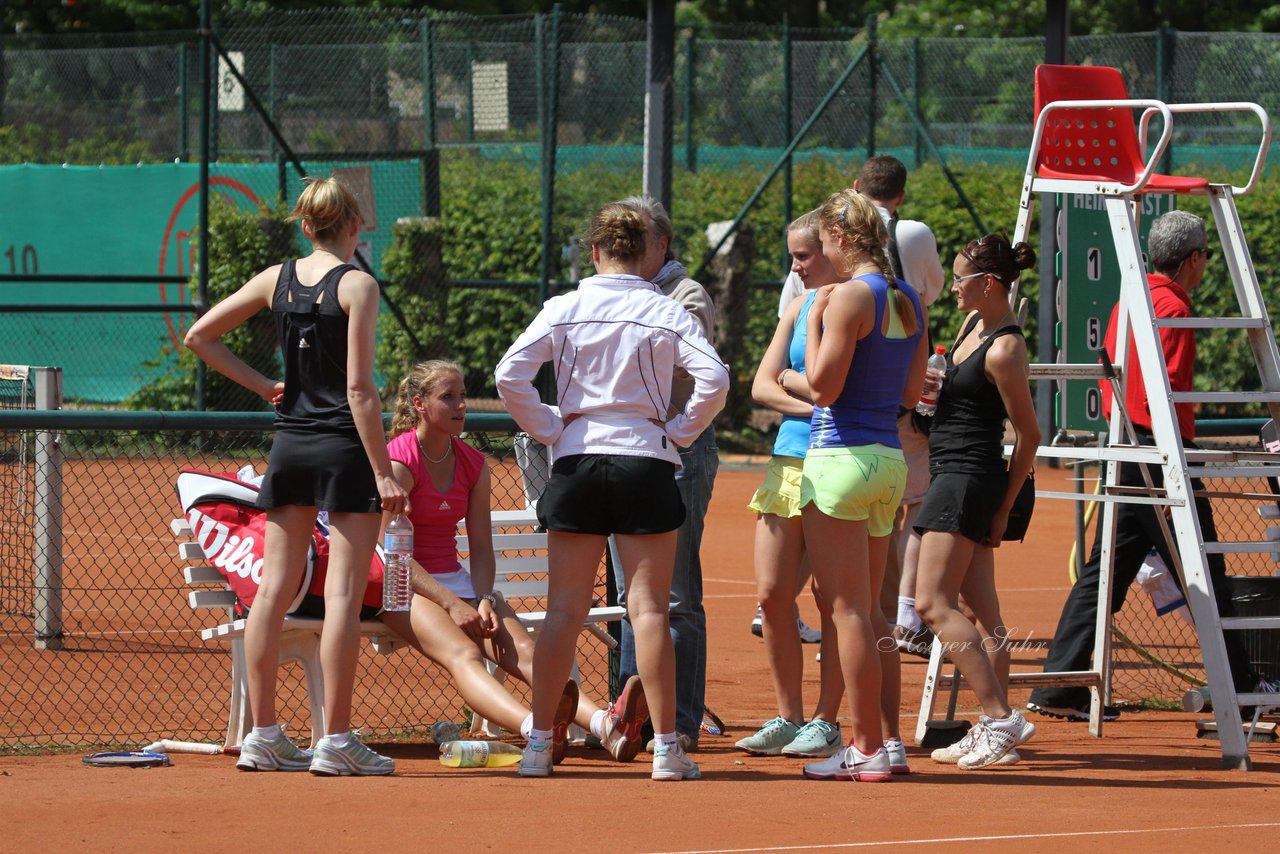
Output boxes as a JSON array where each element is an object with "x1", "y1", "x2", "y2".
[
  {"x1": 748, "y1": 455, "x2": 805, "y2": 518},
  {"x1": 800, "y1": 444, "x2": 907, "y2": 537}
]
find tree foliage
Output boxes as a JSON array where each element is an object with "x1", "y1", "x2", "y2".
[{"x1": 9, "y1": 1, "x2": 1280, "y2": 36}]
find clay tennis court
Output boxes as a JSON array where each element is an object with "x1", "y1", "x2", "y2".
[{"x1": 4, "y1": 460, "x2": 1279, "y2": 853}]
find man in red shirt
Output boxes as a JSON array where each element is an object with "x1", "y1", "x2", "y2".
[{"x1": 1028, "y1": 210, "x2": 1263, "y2": 721}]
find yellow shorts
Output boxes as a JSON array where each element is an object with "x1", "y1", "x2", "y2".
[
  {"x1": 748, "y1": 455, "x2": 805, "y2": 519},
  {"x1": 800, "y1": 445, "x2": 907, "y2": 537}
]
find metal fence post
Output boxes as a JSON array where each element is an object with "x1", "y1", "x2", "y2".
[
  {"x1": 538, "y1": 5, "x2": 562, "y2": 307},
  {"x1": 268, "y1": 42, "x2": 278, "y2": 163},
  {"x1": 33, "y1": 367, "x2": 64, "y2": 651},
  {"x1": 643, "y1": 0, "x2": 675, "y2": 212},
  {"x1": 420, "y1": 17, "x2": 440, "y2": 217},
  {"x1": 1156, "y1": 27, "x2": 1176, "y2": 175},
  {"x1": 911, "y1": 37, "x2": 922, "y2": 168},
  {"x1": 866, "y1": 14, "x2": 877, "y2": 157},
  {"x1": 465, "y1": 41, "x2": 475, "y2": 144},
  {"x1": 196, "y1": 0, "x2": 211, "y2": 411},
  {"x1": 782, "y1": 14, "x2": 793, "y2": 267},
  {"x1": 178, "y1": 43, "x2": 189, "y2": 159},
  {"x1": 684, "y1": 31, "x2": 696, "y2": 172}
]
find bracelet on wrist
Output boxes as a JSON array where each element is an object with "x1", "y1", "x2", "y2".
[
  {"x1": 777, "y1": 368, "x2": 790, "y2": 387},
  {"x1": 478, "y1": 592, "x2": 499, "y2": 605}
]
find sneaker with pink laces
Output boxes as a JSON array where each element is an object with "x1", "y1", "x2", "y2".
[
  {"x1": 802, "y1": 744, "x2": 893, "y2": 782},
  {"x1": 601, "y1": 675, "x2": 648, "y2": 762}
]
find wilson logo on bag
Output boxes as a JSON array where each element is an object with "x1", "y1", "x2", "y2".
[{"x1": 176, "y1": 469, "x2": 383, "y2": 617}]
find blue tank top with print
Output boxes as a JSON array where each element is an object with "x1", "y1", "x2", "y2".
[
  {"x1": 809, "y1": 273, "x2": 922, "y2": 450},
  {"x1": 773, "y1": 289, "x2": 817, "y2": 459}
]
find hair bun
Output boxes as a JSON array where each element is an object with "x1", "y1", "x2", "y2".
[{"x1": 1012, "y1": 241, "x2": 1037, "y2": 271}]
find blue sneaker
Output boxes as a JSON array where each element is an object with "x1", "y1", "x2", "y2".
[
  {"x1": 735, "y1": 716, "x2": 801, "y2": 755},
  {"x1": 781, "y1": 719, "x2": 841, "y2": 758}
]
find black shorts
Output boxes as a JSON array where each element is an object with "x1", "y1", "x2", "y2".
[
  {"x1": 914, "y1": 469, "x2": 1008, "y2": 545},
  {"x1": 536, "y1": 454, "x2": 685, "y2": 536},
  {"x1": 257, "y1": 429, "x2": 380, "y2": 514},
  {"x1": 292, "y1": 593, "x2": 382, "y2": 622}
]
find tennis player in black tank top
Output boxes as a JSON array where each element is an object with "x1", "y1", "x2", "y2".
[
  {"x1": 911, "y1": 234, "x2": 1041, "y2": 770},
  {"x1": 185, "y1": 177, "x2": 408, "y2": 776}
]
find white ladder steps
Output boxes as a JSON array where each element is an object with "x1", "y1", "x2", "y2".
[
  {"x1": 1155, "y1": 317, "x2": 1267, "y2": 329},
  {"x1": 1170, "y1": 391, "x2": 1280, "y2": 404}
]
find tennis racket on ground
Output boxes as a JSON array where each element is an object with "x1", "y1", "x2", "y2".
[
  {"x1": 82, "y1": 751, "x2": 172, "y2": 768},
  {"x1": 141, "y1": 740, "x2": 240, "y2": 756}
]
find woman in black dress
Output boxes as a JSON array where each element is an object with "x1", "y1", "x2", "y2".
[{"x1": 185, "y1": 177, "x2": 407, "y2": 776}]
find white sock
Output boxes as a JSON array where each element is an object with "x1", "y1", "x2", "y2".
[
  {"x1": 589, "y1": 708, "x2": 607, "y2": 740},
  {"x1": 251, "y1": 724, "x2": 281, "y2": 740},
  {"x1": 529, "y1": 726, "x2": 553, "y2": 746},
  {"x1": 520, "y1": 713, "x2": 534, "y2": 740},
  {"x1": 323, "y1": 730, "x2": 353, "y2": 748},
  {"x1": 654, "y1": 731, "x2": 680, "y2": 750},
  {"x1": 897, "y1": 597, "x2": 922, "y2": 631}
]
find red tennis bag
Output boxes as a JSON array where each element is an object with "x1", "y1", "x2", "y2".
[{"x1": 176, "y1": 469, "x2": 383, "y2": 618}]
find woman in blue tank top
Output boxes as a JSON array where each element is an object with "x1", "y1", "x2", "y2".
[
  {"x1": 185, "y1": 177, "x2": 408, "y2": 776},
  {"x1": 738, "y1": 210, "x2": 845, "y2": 759},
  {"x1": 913, "y1": 234, "x2": 1040, "y2": 770},
  {"x1": 798, "y1": 191, "x2": 929, "y2": 782}
]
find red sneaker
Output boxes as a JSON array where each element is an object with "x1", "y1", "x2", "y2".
[
  {"x1": 601, "y1": 675, "x2": 648, "y2": 762},
  {"x1": 550, "y1": 679, "x2": 579, "y2": 765}
]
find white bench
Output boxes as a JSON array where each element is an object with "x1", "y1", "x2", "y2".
[
  {"x1": 175, "y1": 506, "x2": 625, "y2": 747},
  {"x1": 172, "y1": 518, "x2": 403, "y2": 750}
]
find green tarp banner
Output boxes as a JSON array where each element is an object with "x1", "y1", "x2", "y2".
[{"x1": 0, "y1": 162, "x2": 420, "y2": 402}]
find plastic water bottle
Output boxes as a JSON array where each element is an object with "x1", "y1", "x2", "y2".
[
  {"x1": 915, "y1": 345, "x2": 947, "y2": 416},
  {"x1": 438, "y1": 740, "x2": 523, "y2": 768},
  {"x1": 431, "y1": 721, "x2": 463, "y2": 745},
  {"x1": 381, "y1": 513, "x2": 414, "y2": 612},
  {"x1": 1135, "y1": 549, "x2": 1191, "y2": 624}
]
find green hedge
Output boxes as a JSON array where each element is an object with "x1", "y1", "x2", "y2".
[
  {"x1": 130, "y1": 147, "x2": 1277, "y2": 421},
  {"x1": 416, "y1": 152, "x2": 1275, "y2": 420}
]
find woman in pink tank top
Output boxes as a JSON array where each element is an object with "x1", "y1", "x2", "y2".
[{"x1": 378, "y1": 360, "x2": 645, "y2": 766}]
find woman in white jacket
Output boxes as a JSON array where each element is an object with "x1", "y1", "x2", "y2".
[{"x1": 495, "y1": 202, "x2": 728, "y2": 781}]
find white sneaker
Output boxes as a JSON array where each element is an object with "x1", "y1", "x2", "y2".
[
  {"x1": 309, "y1": 731, "x2": 394, "y2": 777},
  {"x1": 884, "y1": 738, "x2": 910, "y2": 775},
  {"x1": 518, "y1": 738, "x2": 554, "y2": 778},
  {"x1": 236, "y1": 726, "x2": 312, "y2": 772},
  {"x1": 958, "y1": 711, "x2": 1035, "y2": 770},
  {"x1": 652, "y1": 743, "x2": 701, "y2": 781},
  {"x1": 802, "y1": 744, "x2": 892, "y2": 782}
]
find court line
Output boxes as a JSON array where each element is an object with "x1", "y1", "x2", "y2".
[{"x1": 649, "y1": 821, "x2": 1280, "y2": 854}]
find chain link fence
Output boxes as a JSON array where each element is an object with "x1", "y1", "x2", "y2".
[
  {"x1": 0, "y1": 413, "x2": 614, "y2": 750},
  {"x1": 4, "y1": 11, "x2": 1280, "y2": 727},
  {"x1": 8, "y1": 17, "x2": 1280, "y2": 405}
]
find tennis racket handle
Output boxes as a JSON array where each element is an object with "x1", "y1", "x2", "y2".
[{"x1": 144, "y1": 740, "x2": 226, "y2": 755}]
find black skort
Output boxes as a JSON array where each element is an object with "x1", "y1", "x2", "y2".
[
  {"x1": 913, "y1": 469, "x2": 1009, "y2": 545},
  {"x1": 257, "y1": 429, "x2": 380, "y2": 514},
  {"x1": 536, "y1": 453, "x2": 686, "y2": 536}
]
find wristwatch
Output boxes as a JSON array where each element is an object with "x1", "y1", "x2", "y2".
[{"x1": 478, "y1": 592, "x2": 500, "y2": 605}]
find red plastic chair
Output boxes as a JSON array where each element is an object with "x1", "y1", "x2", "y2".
[{"x1": 1033, "y1": 64, "x2": 1208, "y2": 194}]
